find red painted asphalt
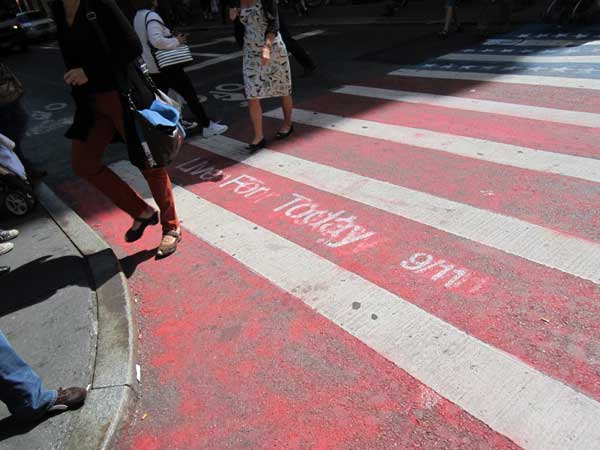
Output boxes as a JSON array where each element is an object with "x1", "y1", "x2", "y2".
[
  {"x1": 299, "y1": 92, "x2": 599, "y2": 158},
  {"x1": 171, "y1": 143, "x2": 600, "y2": 402},
  {"x1": 58, "y1": 181, "x2": 519, "y2": 450},
  {"x1": 55, "y1": 54, "x2": 600, "y2": 448},
  {"x1": 373, "y1": 76, "x2": 600, "y2": 113}
]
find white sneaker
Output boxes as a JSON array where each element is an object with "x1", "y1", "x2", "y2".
[
  {"x1": 0, "y1": 229, "x2": 19, "y2": 242},
  {"x1": 181, "y1": 120, "x2": 199, "y2": 132},
  {"x1": 0, "y1": 242, "x2": 14, "y2": 256},
  {"x1": 202, "y1": 121, "x2": 228, "y2": 138}
]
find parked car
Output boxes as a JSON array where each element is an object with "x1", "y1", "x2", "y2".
[
  {"x1": 0, "y1": 12, "x2": 28, "y2": 52},
  {"x1": 16, "y1": 10, "x2": 56, "y2": 41}
]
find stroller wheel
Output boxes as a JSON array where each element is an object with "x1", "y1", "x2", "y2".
[{"x1": 5, "y1": 191, "x2": 31, "y2": 216}]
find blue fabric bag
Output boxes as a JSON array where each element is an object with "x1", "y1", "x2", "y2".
[{"x1": 135, "y1": 92, "x2": 186, "y2": 167}]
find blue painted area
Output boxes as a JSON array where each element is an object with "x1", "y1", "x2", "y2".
[
  {"x1": 405, "y1": 61, "x2": 600, "y2": 79},
  {"x1": 495, "y1": 23, "x2": 600, "y2": 38},
  {"x1": 457, "y1": 46, "x2": 600, "y2": 56},
  {"x1": 400, "y1": 24, "x2": 600, "y2": 80}
]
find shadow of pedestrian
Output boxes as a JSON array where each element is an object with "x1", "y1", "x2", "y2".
[
  {"x1": 0, "y1": 410, "x2": 65, "y2": 441},
  {"x1": 0, "y1": 255, "x2": 90, "y2": 318},
  {"x1": 120, "y1": 249, "x2": 157, "y2": 278}
]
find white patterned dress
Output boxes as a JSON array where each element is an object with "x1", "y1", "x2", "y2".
[{"x1": 239, "y1": 1, "x2": 292, "y2": 99}]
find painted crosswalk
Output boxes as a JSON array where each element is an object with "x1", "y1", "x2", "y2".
[
  {"x1": 60, "y1": 24, "x2": 600, "y2": 449},
  {"x1": 333, "y1": 85, "x2": 600, "y2": 127},
  {"x1": 390, "y1": 68, "x2": 600, "y2": 89},
  {"x1": 112, "y1": 159, "x2": 600, "y2": 450}
]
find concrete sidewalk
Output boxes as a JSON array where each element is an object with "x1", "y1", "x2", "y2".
[{"x1": 0, "y1": 185, "x2": 136, "y2": 450}]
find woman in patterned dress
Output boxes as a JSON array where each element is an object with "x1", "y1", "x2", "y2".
[{"x1": 230, "y1": 0, "x2": 293, "y2": 151}]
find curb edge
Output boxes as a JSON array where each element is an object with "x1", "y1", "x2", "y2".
[{"x1": 35, "y1": 183, "x2": 137, "y2": 450}]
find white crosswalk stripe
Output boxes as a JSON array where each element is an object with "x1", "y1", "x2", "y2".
[
  {"x1": 439, "y1": 53, "x2": 600, "y2": 63},
  {"x1": 264, "y1": 108, "x2": 600, "y2": 184},
  {"x1": 112, "y1": 159, "x2": 600, "y2": 450},
  {"x1": 484, "y1": 38, "x2": 600, "y2": 47},
  {"x1": 389, "y1": 68, "x2": 600, "y2": 90},
  {"x1": 333, "y1": 85, "x2": 600, "y2": 127}
]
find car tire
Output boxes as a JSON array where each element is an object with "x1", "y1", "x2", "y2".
[{"x1": 5, "y1": 191, "x2": 32, "y2": 216}]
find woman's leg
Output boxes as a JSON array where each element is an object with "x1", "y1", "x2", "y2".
[
  {"x1": 142, "y1": 167, "x2": 179, "y2": 234},
  {"x1": 163, "y1": 67, "x2": 210, "y2": 127},
  {"x1": 280, "y1": 95, "x2": 293, "y2": 133},
  {"x1": 105, "y1": 91, "x2": 179, "y2": 234},
  {"x1": 247, "y1": 98, "x2": 264, "y2": 144},
  {"x1": 72, "y1": 93, "x2": 152, "y2": 221}
]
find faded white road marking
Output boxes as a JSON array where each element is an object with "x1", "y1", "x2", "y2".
[
  {"x1": 334, "y1": 85, "x2": 600, "y2": 128},
  {"x1": 188, "y1": 37, "x2": 236, "y2": 49},
  {"x1": 265, "y1": 108, "x2": 600, "y2": 184},
  {"x1": 191, "y1": 52, "x2": 224, "y2": 57},
  {"x1": 112, "y1": 159, "x2": 600, "y2": 450},
  {"x1": 389, "y1": 68, "x2": 600, "y2": 90},
  {"x1": 189, "y1": 135, "x2": 600, "y2": 284},
  {"x1": 484, "y1": 38, "x2": 600, "y2": 47},
  {"x1": 185, "y1": 30, "x2": 325, "y2": 72},
  {"x1": 440, "y1": 53, "x2": 600, "y2": 63}
]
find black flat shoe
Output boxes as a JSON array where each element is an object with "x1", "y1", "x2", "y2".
[
  {"x1": 125, "y1": 210, "x2": 159, "y2": 243},
  {"x1": 0, "y1": 266, "x2": 9, "y2": 276},
  {"x1": 246, "y1": 138, "x2": 266, "y2": 152},
  {"x1": 275, "y1": 126, "x2": 294, "y2": 140}
]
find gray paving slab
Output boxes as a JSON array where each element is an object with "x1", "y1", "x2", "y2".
[{"x1": 0, "y1": 208, "x2": 96, "y2": 450}]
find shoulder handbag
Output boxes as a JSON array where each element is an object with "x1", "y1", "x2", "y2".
[
  {"x1": 0, "y1": 63, "x2": 25, "y2": 108},
  {"x1": 85, "y1": 0, "x2": 185, "y2": 167},
  {"x1": 144, "y1": 12, "x2": 194, "y2": 70}
]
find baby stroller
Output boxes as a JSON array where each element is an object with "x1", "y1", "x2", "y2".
[{"x1": 0, "y1": 135, "x2": 36, "y2": 217}]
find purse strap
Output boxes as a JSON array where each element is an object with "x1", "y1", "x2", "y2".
[
  {"x1": 144, "y1": 11, "x2": 173, "y2": 52},
  {"x1": 85, "y1": 1, "x2": 158, "y2": 105}
]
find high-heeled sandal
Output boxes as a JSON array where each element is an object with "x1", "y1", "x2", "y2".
[
  {"x1": 276, "y1": 126, "x2": 294, "y2": 140},
  {"x1": 246, "y1": 138, "x2": 266, "y2": 152},
  {"x1": 125, "y1": 210, "x2": 159, "y2": 243},
  {"x1": 156, "y1": 230, "x2": 182, "y2": 258}
]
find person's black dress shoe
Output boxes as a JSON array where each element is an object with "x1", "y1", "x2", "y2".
[
  {"x1": 246, "y1": 138, "x2": 266, "y2": 152},
  {"x1": 125, "y1": 210, "x2": 159, "y2": 242},
  {"x1": 0, "y1": 266, "x2": 9, "y2": 276},
  {"x1": 275, "y1": 126, "x2": 294, "y2": 140}
]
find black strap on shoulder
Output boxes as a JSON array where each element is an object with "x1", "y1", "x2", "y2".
[
  {"x1": 144, "y1": 11, "x2": 170, "y2": 51},
  {"x1": 83, "y1": 0, "x2": 111, "y2": 57}
]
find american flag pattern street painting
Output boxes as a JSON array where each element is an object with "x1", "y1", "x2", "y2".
[{"x1": 59, "y1": 25, "x2": 600, "y2": 450}]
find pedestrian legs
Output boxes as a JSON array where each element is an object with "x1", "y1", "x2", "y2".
[
  {"x1": 280, "y1": 95, "x2": 293, "y2": 133},
  {"x1": 0, "y1": 330, "x2": 56, "y2": 420},
  {"x1": 71, "y1": 91, "x2": 179, "y2": 234},
  {"x1": 248, "y1": 98, "x2": 264, "y2": 144},
  {"x1": 161, "y1": 66, "x2": 211, "y2": 128}
]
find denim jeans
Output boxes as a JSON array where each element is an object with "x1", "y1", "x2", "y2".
[{"x1": 0, "y1": 330, "x2": 56, "y2": 420}]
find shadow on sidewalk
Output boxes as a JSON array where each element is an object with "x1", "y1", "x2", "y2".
[
  {"x1": 0, "y1": 250, "x2": 117, "y2": 318},
  {"x1": 0, "y1": 410, "x2": 67, "y2": 441},
  {"x1": 0, "y1": 255, "x2": 87, "y2": 318},
  {"x1": 120, "y1": 249, "x2": 157, "y2": 278}
]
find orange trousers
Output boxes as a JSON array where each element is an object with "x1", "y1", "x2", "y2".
[{"x1": 72, "y1": 91, "x2": 179, "y2": 233}]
